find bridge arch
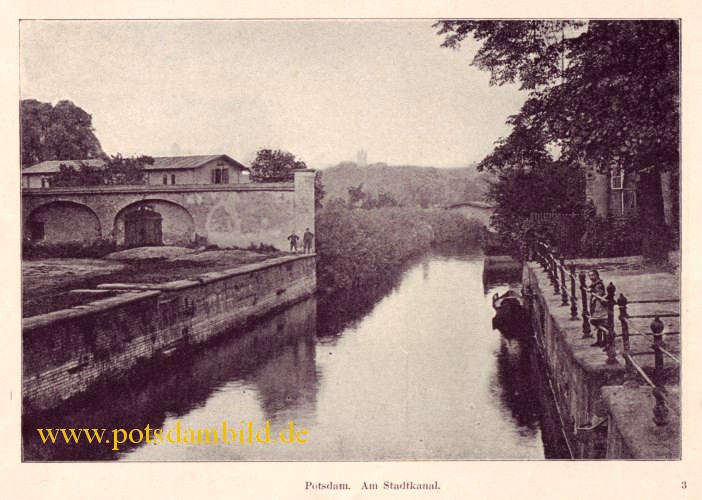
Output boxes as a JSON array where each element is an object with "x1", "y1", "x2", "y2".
[
  {"x1": 113, "y1": 199, "x2": 195, "y2": 247},
  {"x1": 25, "y1": 201, "x2": 102, "y2": 243}
]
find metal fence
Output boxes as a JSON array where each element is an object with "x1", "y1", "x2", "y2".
[
  {"x1": 532, "y1": 240, "x2": 680, "y2": 425},
  {"x1": 528, "y1": 213, "x2": 585, "y2": 258}
]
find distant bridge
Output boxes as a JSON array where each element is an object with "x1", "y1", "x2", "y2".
[{"x1": 444, "y1": 201, "x2": 494, "y2": 226}]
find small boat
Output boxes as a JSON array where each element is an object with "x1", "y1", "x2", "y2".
[{"x1": 492, "y1": 290, "x2": 526, "y2": 335}]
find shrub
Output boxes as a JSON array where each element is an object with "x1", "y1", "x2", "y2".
[
  {"x1": 315, "y1": 206, "x2": 483, "y2": 293},
  {"x1": 579, "y1": 213, "x2": 643, "y2": 257}
]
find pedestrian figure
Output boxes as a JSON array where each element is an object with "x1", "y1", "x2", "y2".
[
  {"x1": 588, "y1": 269, "x2": 607, "y2": 347},
  {"x1": 302, "y1": 228, "x2": 315, "y2": 254},
  {"x1": 287, "y1": 231, "x2": 299, "y2": 253}
]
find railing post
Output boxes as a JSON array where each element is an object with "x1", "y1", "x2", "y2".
[
  {"x1": 551, "y1": 251, "x2": 561, "y2": 295},
  {"x1": 538, "y1": 243, "x2": 548, "y2": 272},
  {"x1": 650, "y1": 316, "x2": 669, "y2": 426},
  {"x1": 617, "y1": 293, "x2": 631, "y2": 370},
  {"x1": 578, "y1": 272, "x2": 592, "y2": 338},
  {"x1": 559, "y1": 256, "x2": 568, "y2": 306},
  {"x1": 569, "y1": 264, "x2": 578, "y2": 320},
  {"x1": 605, "y1": 282, "x2": 618, "y2": 364}
]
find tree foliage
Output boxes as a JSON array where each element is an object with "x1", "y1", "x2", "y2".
[
  {"x1": 436, "y1": 20, "x2": 679, "y2": 176},
  {"x1": 21, "y1": 99, "x2": 104, "y2": 167},
  {"x1": 314, "y1": 170, "x2": 326, "y2": 209},
  {"x1": 316, "y1": 205, "x2": 483, "y2": 293},
  {"x1": 322, "y1": 162, "x2": 488, "y2": 208},
  {"x1": 345, "y1": 183, "x2": 399, "y2": 209},
  {"x1": 51, "y1": 154, "x2": 152, "y2": 187},
  {"x1": 249, "y1": 148, "x2": 307, "y2": 183},
  {"x1": 436, "y1": 20, "x2": 680, "y2": 259}
]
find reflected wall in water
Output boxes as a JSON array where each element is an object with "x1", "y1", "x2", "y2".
[
  {"x1": 25, "y1": 251, "x2": 570, "y2": 461},
  {"x1": 23, "y1": 298, "x2": 318, "y2": 461}
]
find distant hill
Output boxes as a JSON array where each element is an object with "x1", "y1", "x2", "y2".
[{"x1": 319, "y1": 162, "x2": 490, "y2": 208}]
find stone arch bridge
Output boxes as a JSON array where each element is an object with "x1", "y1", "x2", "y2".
[
  {"x1": 443, "y1": 201, "x2": 495, "y2": 227},
  {"x1": 22, "y1": 170, "x2": 315, "y2": 251}
]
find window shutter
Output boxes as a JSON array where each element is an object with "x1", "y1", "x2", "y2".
[{"x1": 222, "y1": 169, "x2": 229, "y2": 184}]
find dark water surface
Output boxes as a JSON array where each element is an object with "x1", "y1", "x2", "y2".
[{"x1": 23, "y1": 252, "x2": 570, "y2": 461}]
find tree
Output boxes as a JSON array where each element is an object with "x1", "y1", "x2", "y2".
[
  {"x1": 347, "y1": 183, "x2": 367, "y2": 207},
  {"x1": 21, "y1": 99, "x2": 104, "y2": 167},
  {"x1": 51, "y1": 154, "x2": 151, "y2": 187},
  {"x1": 436, "y1": 20, "x2": 680, "y2": 260},
  {"x1": 314, "y1": 171, "x2": 326, "y2": 209},
  {"x1": 249, "y1": 148, "x2": 307, "y2": 183}
]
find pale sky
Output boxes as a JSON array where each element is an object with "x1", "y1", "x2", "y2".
[{"x1": 20, "y1": 20, "x2": 525, "y2": 169}]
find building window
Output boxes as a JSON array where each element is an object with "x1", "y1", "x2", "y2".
[
  {"x1": 171, "y1": 174, "x2": 176, "y2": 185},
  {"x1": 29, "y1": 221, "x2": 44, "y2": 241},
  {"x1": 212, "y1": 168, "x2": 230, "y2": 184},
  {"x1": 163, "y1": 174, "x2": 168, "y2": 185},
  {"x1": 611, "y1": 167, "x2": 624, "y2": 190},
  {"x1": 40, "y1": 177, "x2": 51, "y2": 188}
]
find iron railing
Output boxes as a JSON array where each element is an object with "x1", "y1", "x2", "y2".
[{"x1": 532, "y1": 240, "x2": 680, "y2": 425}]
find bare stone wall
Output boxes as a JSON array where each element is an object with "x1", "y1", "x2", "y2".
[
  {"x1": 22, "y1": 172, "x2": 315, "y2": 251},
  {"x1": 523, "y1": 262, "x2": 627, "y2": 459},
  {"x1": 22, "y1": 255, "x2": 316, "y2": 413},
  {"x1": 113, "y1": 199, "x2": 196, "y2": 245},
  {"x1": 27, "y1": 201, "x2": 101, "y2": 243},
  {"x1": 584, "y1": 162, "x2": 610, "y2": 217}
]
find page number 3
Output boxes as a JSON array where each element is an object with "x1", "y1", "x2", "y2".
[{"x1": 682, "y1": 481, "x2": 687, "y2": 489}]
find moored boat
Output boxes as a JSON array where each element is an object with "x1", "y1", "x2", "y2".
[{"x1": 492, "y1": 290, "x2": 526, "y2": 336}]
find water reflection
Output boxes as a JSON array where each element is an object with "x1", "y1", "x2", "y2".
[
  {"x1": 23, "y1": 251, "x2": 569, "y2": 461},
  {"x1": 23, "y1": 298, "x2": 318, "y2": 461}
]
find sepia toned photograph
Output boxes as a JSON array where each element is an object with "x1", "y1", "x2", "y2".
[{"x1": 19, "y1": 18, "x2": 680, "y2": 464}]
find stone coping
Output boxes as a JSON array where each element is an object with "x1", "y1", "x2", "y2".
[
  {"x1": 23, "y1": 290, "x2": 162, "y2": 332},
  {"x1": 96, "y1": 254, "x2": 316, "y2": 292},
  {"x1": 601, "y1": 385, "x2": 680, "y2": 459},
  {"x1": 525, "y1": 261, "x2": 680, "y2": 376},
  {"x1": 22, "y1": 182, "x2": 294, "y2": 196},
  {"x1": 22, "y1": 254, "x2": 316, "y2": 331}
]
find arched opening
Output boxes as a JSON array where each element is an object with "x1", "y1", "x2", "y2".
[
  {"x1": 114, "y1": 200, "x2": 195, "y2": 247},
  {"x1": 124, "y1": 206, "x2": 163, "y2": 248},
  {"x1": 25, "y1": 201, "x2": 101, "y2": 244}
]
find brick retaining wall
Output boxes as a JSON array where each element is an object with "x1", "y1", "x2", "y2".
[{"x1": 22, "y1": 254, "x2": 316, "y2": 413}]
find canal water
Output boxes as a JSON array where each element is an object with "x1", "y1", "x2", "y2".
[{"x1": 23, "y1": 251, "x2": 570, "y2": 461}]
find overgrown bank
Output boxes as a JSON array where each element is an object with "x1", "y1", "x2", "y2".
[{"x1": 315, "y1": 206, "x2": 484, "y2": 293}]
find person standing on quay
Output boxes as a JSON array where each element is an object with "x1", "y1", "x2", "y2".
[
  {"x1": 288, "y1": 231, "x2": 299, "y2": 253},
  {"x1": 588, "y1": 269, "x2": 607, "y2": 347},
  {"x1": 303, "y1": 228, "x2": 314, "y2": 254}
]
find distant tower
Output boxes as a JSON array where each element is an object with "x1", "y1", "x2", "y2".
[{"x1": 357, "y1": 149, "x2": 367, "y2": 167}]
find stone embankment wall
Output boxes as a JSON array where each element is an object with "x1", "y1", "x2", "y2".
[
  {"x1": 523, "y1": 262, "x2": 626, "y2": 459},
  {"x1": 23, "y1": 254, "x2": 316, "y2": 414},
  {"x1": 523, "y1": 260, "x2": 680, "y2": 459}
]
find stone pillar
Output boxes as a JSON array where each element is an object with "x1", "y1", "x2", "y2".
[
  {"x1": 583, "y1": 162, "x2": 609, "y2": 217},
  {"x1": 293, "y1": 169, "x2": 316, "y2": 249}
]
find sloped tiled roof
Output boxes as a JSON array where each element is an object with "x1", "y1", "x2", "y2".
[
  {"x1": 146, "y1": 155, "x2": 249, "y2": 171},
  {"x1": 22, "y1": 155, "x2": 249, "y2": 174},
  {"x1": 21, "y1": 159, "x2": 105, "y2": 175}
]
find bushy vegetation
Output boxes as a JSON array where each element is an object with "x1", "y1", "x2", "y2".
[
  {"x1": 322, "y1": 162, "x2": 489, "y2": 208},
  {"x1": 579, "y1": 211, "x2": 643, "y2": 258},
  {"x1": 315, "y1": 204, "x2": 483, "y2": 293},
  {"x1": 51, "y1": 154, "x2": 152, "y2": 187}
]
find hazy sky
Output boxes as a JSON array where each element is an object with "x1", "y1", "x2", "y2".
[{"x1": 20, "y1": 20, "x2": 525, "y2": 169}]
